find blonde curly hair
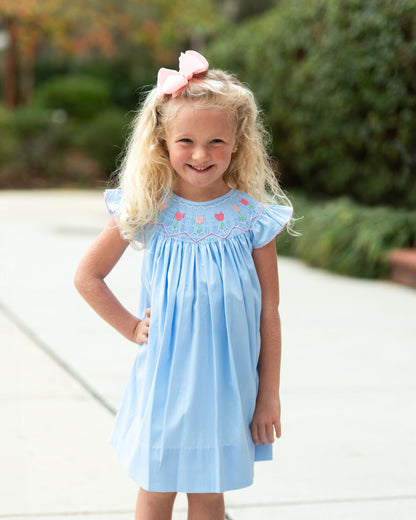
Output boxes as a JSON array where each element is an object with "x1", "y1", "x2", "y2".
[{"x1": 115, "y1": 68, "x2": 291, "y2": 242}]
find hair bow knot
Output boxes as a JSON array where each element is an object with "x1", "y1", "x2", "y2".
[{"x1": 157, "y1": 50, "x2": 209, "y2": 99}]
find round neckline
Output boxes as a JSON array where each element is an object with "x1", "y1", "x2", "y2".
[{"x1": 170, "y1": 189, "x2": 235, "y2": 206}]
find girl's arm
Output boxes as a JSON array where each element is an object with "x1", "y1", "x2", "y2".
[
  {"x1": 74, "y1": 217, "x2": 150, "y2": 344},
  {"x1": 251, "y1": 239, "x2": 282, "y2": 445}
]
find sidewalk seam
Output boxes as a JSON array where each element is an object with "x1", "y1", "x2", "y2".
[
  {"x1": 0, "y1": 299, "x2": 116, "y2": 416},
  {"x1": 228, "y1": 494, "x2": 416, "y2": 509}
]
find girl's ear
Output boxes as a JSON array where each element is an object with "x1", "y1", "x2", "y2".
[
  {"x1": 161, "y1": 140, "x2": 169, "y2": 154},
  {"x1": 232, "y1": 133, "x2": 239, "y2": 153}
]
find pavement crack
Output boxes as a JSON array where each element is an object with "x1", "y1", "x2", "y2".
[
  {"x1": 0, "y1": 299, "x2": 116, "y2": 416},
  {"x1": 0, "y1": 511, "x2": 133, "y2": 518},
  {"x1": 231, "y1": 494, "x2": 416, "y2": 508}
]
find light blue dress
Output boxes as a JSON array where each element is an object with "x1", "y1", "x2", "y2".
[{"x1": 105, "y1": 188, "x2": 292, "y2": 493}]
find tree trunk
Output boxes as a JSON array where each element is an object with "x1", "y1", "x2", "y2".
[
  {"x1": 3, "y1": 16, "x2": 19, "y2": 108},
  {"x1": 21, "y1": 39, "x2": 40, "y2": 105}
]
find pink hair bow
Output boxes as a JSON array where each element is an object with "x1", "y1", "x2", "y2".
[{"x1": 157, "y1": 50, "x2": 209, "y2": 99}]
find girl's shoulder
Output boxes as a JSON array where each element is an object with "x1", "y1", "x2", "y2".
[
  {"x1": 104, "y1": 189, "x2": 124, "y2": 217},
  {"x1": 233, "y1": 190, "x2": 293, "y2": 248}
]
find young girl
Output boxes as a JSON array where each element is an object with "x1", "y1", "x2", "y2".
[{"x1": 75, "y1": 50, "x2": 293, "y2": 520}]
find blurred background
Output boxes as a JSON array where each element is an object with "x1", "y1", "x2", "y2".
[{"x1": 0, "y1": 0, "x2": 415, "y2": 279}]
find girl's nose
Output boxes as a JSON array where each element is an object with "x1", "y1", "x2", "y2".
[{"x1": 192, "y1": 145, "x2": 209, "y2": 162}]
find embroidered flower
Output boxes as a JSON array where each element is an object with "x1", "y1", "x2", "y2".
[
  {"x1": 195, "y1": 215, "x2": 204, "y2": 233},
  {"x1": 173, "y1": 211, "x2": 185, "y2": 229},
  {"x1": 215, "y1": 212, "x2": 224, "y2": 230},
  {"x1": 156, "y1": 202, "x2": 168, "y2": 217},
  {"x1": 240, "y1": 197, "x2": 255, "y2": 209},
  {"x1": 232, "y1": 204, "x2": 245, "y2": 222}
]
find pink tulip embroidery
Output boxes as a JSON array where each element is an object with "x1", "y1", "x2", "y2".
[
  {"x1": 239, "y1": 198, "x2": 255, "y2": 208},
  {"x1": 195, "y1": 215, "x2": 204, "y2": 233},
  {"x1": 174, "y1": 211, "x2": 185, "y2": 229},
  {"x1": 232, "y1": 204, "x2": 245, "y2": 222},
  {"x1": 157, "y1": 202, "x2": 168, "y2": 217},
  {"x1": 215, "y1": 212, "x2": 224, "y2": 230}
]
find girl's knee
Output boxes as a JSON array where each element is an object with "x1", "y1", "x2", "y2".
[
  {"x1": 187, "y1": 492, "x2": 224, "y2": 505},
  {"x1": 139, "y1": 488, "x2": 177, "y2": 504}
]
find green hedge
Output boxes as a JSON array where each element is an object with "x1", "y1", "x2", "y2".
[
  {"x1": 0, "y1": 106, "x2": 67, "y2": 187},
  {"x1": 0, "y1": 107, "x2": 18, "y2": 168},
  {"x1": 0, "y1": 105, "x2": 129, "y2": 188},
  {"x1": 276, "y1": 193, "x2": 416, "y2": 278},
  {"x1": 34, "y1": 75, "x2": 111, "y2": 119},
  {"x1": 207, "y1": 0, "x2": 416, "y2": 208},
  {"x1": 71, "y1": 108, "x2": 132, "y2": 173}
]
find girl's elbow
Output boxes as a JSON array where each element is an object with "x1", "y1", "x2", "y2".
[
  {"x1": 74, "y1": 264, "x2": 105, "y2": 297},
  {"x1": 73, "y1": 265, "x2": 91, "y2": 295},
  {"x1": 73, "y1": 267, "x2": 84, "y2": 294}
]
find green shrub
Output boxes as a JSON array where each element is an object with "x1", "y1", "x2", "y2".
[
  {"x1": 0, "y1": 105, "x2": 108, "y2": 188},
  {"x1": 207, "y1": 0, "x2": 416, "y2": 208},
  {"x1": 34, "y1": 75, "x2": 111, "y2": 119},
  {"x1": 0, "y1": 107, "x2": 18, "y2": 168},
  {"x1": 34, "y1": 51, "x2": 156, "y2": 110},
  {"x1": 0, "y1": 107, "x2": 64, "y2": 188},
  {"x1": 276, "y1": 193, "x2": 416, "y2": 278},
  {"x1": 11, "y1": 107, "x2": 65, "y2": 175},
  {"x1": 71, "y1": 108, "x2": 132, "y2": 173}
]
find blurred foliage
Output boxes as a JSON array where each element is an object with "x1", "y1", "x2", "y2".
[
  {"x1": 207, "y1": 0, "x2": 416, "y2": 208},
  {"x1": 276, "y1": 192, "x2": 416, "y2": 278},
  {"x1": 0, "y1": 106, "x2": 67, "y2": 187},
  {"x1": 0, "y1": 0, "x2": 130, "y2": 107},
  {"x1": 140, "y1": 0, "x2": 226, "y2": 54},
  {"x1": 34, "y1": 75, "x2": 111, "y2": 119},
  {"x1": 0, "y1": 0, "x2": 226, "y2": 106},
  {"x1": 70, "y1": 108, "x2": 133, "y2": 173},
  {"x1": 0, "y1": 75, "x2": 130, "y2": 187},
  {"x1": 0, "y1": 103, "x2": 131, "y2": 188},
  {"x1": 0, "y1": 107, "x2": 18, "y2": 167},
  {"x1": 33, "y1": 50, "x2": 157, "y2": 110}
]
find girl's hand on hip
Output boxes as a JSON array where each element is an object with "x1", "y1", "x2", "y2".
[
  {"x1": 134, "y1": 308, "x2": 151, "y2": 344},
  {"x1": 250, "y1": 395, "x2": 281, "y2": 446}
]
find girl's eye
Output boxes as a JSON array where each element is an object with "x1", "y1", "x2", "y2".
[
  {"x1": 211, "y1": 139, "x2": 224, "y2": 144},
  {"x1": 179, "y1": 138, "x2": 192, "y2": 143}
]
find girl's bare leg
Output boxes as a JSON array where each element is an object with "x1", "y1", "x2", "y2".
[
  {"x1": 187, "y1": 493, "x2": 225, "y2": 520},
  {"x1": 135, "y1": 488, "x2": 177, "y2": 520}
]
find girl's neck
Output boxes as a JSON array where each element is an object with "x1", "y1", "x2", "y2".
[{"x1": 172, "y1": 182, "x2": 231, "y2": 203}]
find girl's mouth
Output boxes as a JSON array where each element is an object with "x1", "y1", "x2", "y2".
[{"x1": 189, "y1": 164, "x2": 212, "y2": 173}]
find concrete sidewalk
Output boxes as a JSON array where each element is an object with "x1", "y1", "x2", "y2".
[{"x1": 1, "y1": 189, "x2": 415, "y2": 519}]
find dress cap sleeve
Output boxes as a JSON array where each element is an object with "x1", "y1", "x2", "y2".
[
  {"x1": 104, "y1": 189, "x2": 124, "y2": 217},
  {"x1": 250, "y1": 204, "x2": 293, "y2": 248}
]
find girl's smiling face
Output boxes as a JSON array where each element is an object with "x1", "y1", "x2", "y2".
[{"x1": 165, "y1": 103, "x2": 237, "y2": 202}]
